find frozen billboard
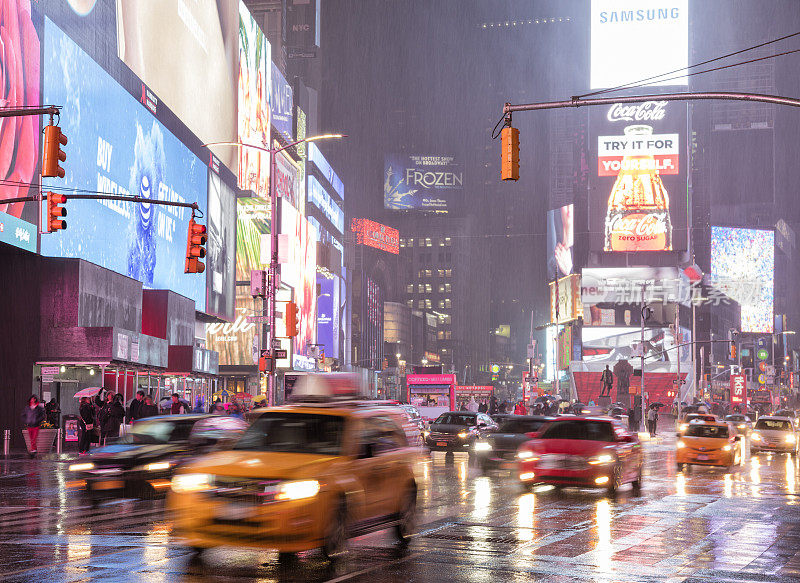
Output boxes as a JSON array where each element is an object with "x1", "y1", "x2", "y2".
[{"x1": 384, "y1": 155, "x2": 462, "y2": 213}]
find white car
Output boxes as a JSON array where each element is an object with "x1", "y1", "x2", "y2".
[{"x1": 751, "y1": 416, "x2": 798, "y2": 455}]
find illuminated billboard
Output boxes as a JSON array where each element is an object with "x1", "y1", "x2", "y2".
[
  {"x1": 206, "y1": 170, "x2": 236, "y2": 320},
  {"x1": 384, "y1": 155, "x2": 461, "y2": 213},
  {"x1": 41, "y1": 19, "x2": 208, "y2": 309},
  {"x1": 316, "y1": 275, "x2": 340, "y2": 359},
  {"x1": 0, "y1": 0, "x2": 40, "y2": 249},
  {"x1": 281, "y1": 199, "x2": 318, "y2": 356},
  {"x1": 117, "y1": 1, "x2": 239, "y2": 173},
  {"x1": 591, "y1": 0, "x2": 688, "y2": 90},
  {"x1": 710, "y1": 226, "x2": 774, "y2": 333},
  {"x1": 237, "y1": 1, "x2": 271, "y2": 197},
  {"x1": 550, "y1": 274, "x2": 582, "y2": 325},
  {"x1": 205, "y1": 294, "x2": 258, "y2": 366},
  {"x1": 271, "y1": 62, "x2": 294, "y2": 142},
  {"x1": 589, "y1": 101, "x2": 687, "y2": 252},
  {"x1": 308, "y1": 142, "x2": 344, "y2": 199},
  {"x1": 308, "y1": 175, "x2": 344, "y2": 234},
  {"x1": 275, "y1": 149, "x2": 303, "y2": 211},
  {"x1": 235, "y1": 196, "x2": 270, "y2": 281},
  {"x1": 547, "y1": 204, "x2": 574, "y2": 280},
  {"x1": 351, "y1": 218, "x2": 399, "y2": 254}
]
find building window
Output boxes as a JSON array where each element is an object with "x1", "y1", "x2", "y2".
[
  {"x1": 445, "y1": 298, "x2": 452, "y2": 308},
  {"x1": 406, "y1": 299, "x2": 413, "y2": 308},
  {"x1": 437, "y1": 331, "x2": 445, "y2": 340},
  {"x1": 438, "y1": 237, "x2": 445, "y2": 246},
  {"x1": 425, "y1": 299, "x2": 432, "y2": 309},
  {"x1": 438, "y1": 284, "x2": 445, "y2": 293},
  {"x1": 425, "y1": 283, "x2": 432, "y2": 293},
  {"x1": 445, "y1": 269, "x2": 452, "y2": 278},
  {"x1": 417, "y1": 284, "x2": 424, "y2": 293},
  {"x1": 400, "y1": 238, "x2": 406, "y2": 248},
  {"x1": 445, "y1": 331, "x2": 452, "y2": 340},
  {"x1": 425, "y1": 269, "x2": 432, "y2": 277},
  {"x1": 445, "y1": 283, "x2": 451, "y2": 292},
  {"x1": 445, "y1": 237, "x2": 452, "y2": 246},
  {"x1": 438, "y1": 269, "x2": 445, "y2": 278},
  {"x1": 406, "y1": 284, "x2": 414, "y2": 293},
  {"x1": 438, "y1": 300, "x2": 445, "y2": 309},
  {"x1": 425, "y1": 237, "x2": 432, "y2": 247},
  {"x1": 442, "y1": 314, "x2": 452, "y2": 324},
  {"x1": 417, "y1": 300, "x2": 425, "y2": 309},
  {"x1": 408, "y1": 238, "x2": 414, "y2": 247}
]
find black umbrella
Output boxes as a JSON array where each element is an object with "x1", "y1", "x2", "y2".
[{"x1": 650, "y1": 402, "x2": 665, "y2": 409}]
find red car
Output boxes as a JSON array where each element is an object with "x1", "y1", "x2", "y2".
[{"x1": 517, "y1": 417, "x2": 643, "y2": 495}]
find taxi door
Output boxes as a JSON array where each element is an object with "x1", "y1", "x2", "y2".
[{"x1": 350, "y1": 417, "x2": 387, "y2": 521}]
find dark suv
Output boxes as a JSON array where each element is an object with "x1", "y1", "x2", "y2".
[{"x1": 425, "y1": 411, "x2": 497, "y2": 454}]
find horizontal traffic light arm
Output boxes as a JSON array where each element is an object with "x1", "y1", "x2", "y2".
[
  {"x1": 6, "y1": 192, "x2": 201, "y2": 214},
  {"x1": 643, "y1": 339, "x2": 744, "y2": 361}
]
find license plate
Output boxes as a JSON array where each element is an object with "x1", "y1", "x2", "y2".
[
  {"x1": 697, "y1": 454, "x2": 709, "y2": 461},
  {"x1": 214, "y1": 502, "x2": 253, "y2": 520},
  {"x1": 437, "y1": 441, "x2": 448, "y2": 447},
  {"x1": 91, "y1": 480, "x2": 124, "y2": 490}
]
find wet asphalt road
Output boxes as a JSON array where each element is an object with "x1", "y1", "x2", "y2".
[{"x1": 1, "y1": 433, "x2": 800, "y2": 582}]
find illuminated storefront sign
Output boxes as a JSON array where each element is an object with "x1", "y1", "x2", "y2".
[{"x1": 351, "y1": 218, "x2": 399, "y2": 254}]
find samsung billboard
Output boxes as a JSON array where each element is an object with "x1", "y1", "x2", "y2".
[{"x1": 591, "y1": 0, "x2": 688, "y2": 90}]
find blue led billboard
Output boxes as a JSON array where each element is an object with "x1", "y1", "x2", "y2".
[
  {"x1": 271, "y1": 62, "x2": 294, "y2": 142},
  {"x1": 41, "y1": 20, "x2": 208, "y2": 309}
]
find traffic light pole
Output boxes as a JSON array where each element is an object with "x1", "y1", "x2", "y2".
[{"x1": 4, "y1": 193, "x2": 201, "y2": 213}]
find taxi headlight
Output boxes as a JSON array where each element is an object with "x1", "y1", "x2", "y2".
[
  {"x1": 142, "y1": 461, "x2": 172, "y2": 472},
  {"x1": 679, "y1": 424, "x2": 688, "y2": 432},
  {"x1": 517, "y1": 450, "x2": 535, "y2": 459},
  {"x1": 458, "y1": 431, "x2": 470, "y2": 439},
  {"x1": 676, "y1": 440, "x2": 686, "y2": 449},
  {"x1": 68, "y1": 462, "x2": 95, "y2": 472},
  {"x1": 786, "y1": 434, "x2": 797, "y2": 444},
  {"x1": 588, "y1": 454, "x2": 614, "y2": 465},
  {"x1": 171, "y1": 473, "x2": 213, "y2": 494},
  {"x1": 423, "y1": 431, "x2": 430, "y2": 438},
  {"x1": 752, "y1": 432, "x2": 762, "y2": 442},
  {"x1": 738, "y1": 424, "x2": 746, "y2": 429},
  {"x1": 276, "y1": 480, "x2": 320, "y2": 501},
  {"x1": 474, "y1": 441, "x2": 492, "y2": 451},
  {"x1": 722, "y1": 445, "x2": 732, "y2": 452}
]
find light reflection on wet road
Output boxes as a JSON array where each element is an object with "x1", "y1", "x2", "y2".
[{"x1": 1, "y1": 435, "x2": 800, "y2": 582}]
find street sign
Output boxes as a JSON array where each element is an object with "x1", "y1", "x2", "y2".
[
  {"x1": 41, "y1": 366, "x2": 59, "y2": 383},
  {"x1": 527, "y1": 343, "x2": 536, "y2": 358},
  {"x1": 246, "y1": 315, "x2": 270, "y2": 323},
  {"x1": 757, "y1": 348, "x2": 769, "y2": 361},
  {"x1": 730, "y1": 374, "x2": 746, "y2": 405},
  {"x1": 271, "y1": 338, "x2": 282, "y2": 350},
  {"x1": 274, "y1": 349, "x2": 288, "y2": 359},
  {"x1": 672, "y1": 378, "x2": 686, "y2": 385},
  {"x1": 252, "y1": 336, "x2": 259, "y2": 365},
  {"x1": 250, "y1": 269, "x2": 267, "y2": 297}
]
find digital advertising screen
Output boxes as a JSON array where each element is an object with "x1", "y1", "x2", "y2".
[
  {"x1": 384, "y1": 155, "x2": 462, "y2": 213},
  {"x1": 205, "y1": 293, "x2": 258, "y2": 366},
  {"x1": 206, "y1": 170, "x2": 236, "y2": 320},
  {"x1": 237, "y1": 0, "x2": 271, "y2": 197},
  {"x1": 308, "y1": 142, "x2": 344, "y2": 200},
  {"x1": 41, "y1": 19, "x2": 208, "y2": 309},
  {"x1": 316, "y1": 275, "x2": 340, "y2": 359},
  {"x1": 591, "y1": 0, "x2": 688, "y2": 90},
  {"x1": 308, "y1": 175, "x2": 344, "y2": 234},
  {"x1": 281, "y1": 199, "x2": 318, "y2": 356},
  {"x1": 0, "y1": 0, "x2": 40, "y2": 243},
  {"x1": 275, "y1": 148, "x2": 303, "y2": 211},
  {"x1": 710, "y1": 226, "x2": 775, "y2": 334},
  {"x1": 351, "y1": 218, "x2": 399, "y2": 254},
  {"x1": 271, "y1": 62, "x2": 293, "y2": 142},
  {"x1": 547, "y1": 204, "x2": 574, "y2": 281},
  {"x1": 235, "y1": 196, "x2": 271, "y2": 281},
  {"x1": 589, "y1": 100, "x2": 687, "y2": 253},
  {"x1": 117, "y1": 0, "x2": 239, "y2": 173}
]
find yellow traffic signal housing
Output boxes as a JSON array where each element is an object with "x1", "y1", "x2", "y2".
[
  {"x1": 185, "y1": 218, "x2": 207, "y2": 273},
  {"x1": 42, "y1": 125, "x2": 68, "y2": 178},
  {"x1": 46, "y1": 192, "x2": 67, "y2": 232},
  {"x1": 285, "y1": 301, "x2": 300, "y2": 338},
  {"x1": 730, "y1": 340, "x2": 737, "y2": 360},
  {"x1": 501, "y1": 126, "x2": 519, "y2": 181}
]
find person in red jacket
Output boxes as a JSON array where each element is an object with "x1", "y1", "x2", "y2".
[{"x1": 514, "y1": 401, "x2": 527, "y2": 415}]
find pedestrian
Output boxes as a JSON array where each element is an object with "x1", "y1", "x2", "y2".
[
  {"x1": 127, "y1": 390, "x2": 145, "y2": 423},
  {"x1": 170, "y1": 393, "x2": 187, "y2": 415},
  {"x1": 600, "y1": 365, "x2": 613, "y2": 397},
  {"x1": 459, "y1": 401, "x2": 467, "y2": 411},
  {"x1": 139, "y1": 396, "x2": 158, "y2": 418},
  {"x1": 478, "y1": 400, "x2": 488, "y2": 414},
  {"x1": 647, "y1": 406, "x2": 658, "y2": 437},
  {"x1": 192, "y1": 396, "x2": 205, "y2": 413},
  {"x1": 209, "y1": 398, "x2": 225, "y2": 415},
  {"x1": 466, "y1": 397, "x2": 478, "y2": 413},
  {"x1": 78, "y1": 397, "x2": 95, "y2": 455},
  {"x1": 45, "y1": 398, "x2": 61, "y2": 428},
  {"x1": 229, "y1": 400, "x2": 243, "y2": 419},
  {"x1": 21, "y1": 395, "x2": 45, "y2": 457},
  {"x1": 489, "y1": 395, "x2": 498, "y2": 415},
  {"x1": 99, "y1": 393, "x2": 125, "y2": 444},
  {"x1": 514, "y1": 401, "x2": 527, "y2": 415}
]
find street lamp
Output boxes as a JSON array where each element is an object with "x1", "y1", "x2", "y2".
[{"x1": 203, "y1": 133, "x2": 346, "y2": 404}]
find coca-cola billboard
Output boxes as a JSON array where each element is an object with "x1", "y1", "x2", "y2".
[{"x1": 589, "y1": 101, "x2": 687, "y2": 252}]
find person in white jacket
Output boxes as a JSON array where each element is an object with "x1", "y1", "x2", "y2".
[{"x1": 466, "y1": 397, "x2": 479, "y2": 412}]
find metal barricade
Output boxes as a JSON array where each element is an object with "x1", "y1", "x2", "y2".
[
  {"x1": 3, "y1": 429, "x2": 9, "y2": 457},
  {"x1": 56, "y1": 428, "x2": 63, "y2": 454}
]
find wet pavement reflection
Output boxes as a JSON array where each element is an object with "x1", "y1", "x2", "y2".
[{"x1": 2, "y1": 434, "x2": 800, "y2": 582}]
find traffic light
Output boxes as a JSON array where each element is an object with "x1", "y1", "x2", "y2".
[
  {"x1": 500, "y1": 126, "x2": 519, "y2": 181},
  {"x1": 730, "y1": 340, "x2": 737, "y2": 360},
  {"x1": 258, "y1": 354, "x2": 274, "y2": 373},
  {"x1": 285, "y1": 301, "x2": 300, "y2": 337},
  {"x1": 42, "y1": 124, "x2": 67, "y2": 178},
  {"x1": 184, "y1": 217, "x2": 207, "y2": 273},
  {"x1": 46, "y1": 192, "x2": 67, "y2": 232}
]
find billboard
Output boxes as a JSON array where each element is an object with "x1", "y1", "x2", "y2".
[
  {"x1": 351, "y1": 218, "x2": 399, "y2": 255},
  {"x1": 206, "y1": 170, "x2": 236, "y2": 320},
  {"x1": 117, "y1": 0, "x2": 239, "y2": 173},
  {"x1": 41, "y1": 19, "x2": 208, "y2": 309},
  {"x1": 205, "y1": 294, "x2": 258, "y2": 366},
  {"x1": 710, "y1": 226, "x2": 774, "y2": 333},
  {"x1": 590, "y1": 101, "x2": 687, "y2": 252},
  {"x1": 281, "y1": 199, "x2": 318, "y2": 355},
  {"x1": 384, "y1": 155, "x2": 462, "y2": 213},
  {"x1": 308, "y1": 175, "x2": 344, "y2": 234},
  {"x1": 581, "y1": 267, "x2": 687, "y2": 305},
  {"x1": 237, "y1": 1, "x2": 271, "y2": 197},
  {"x1": 235, "y1": 197, "x2": 270, "y2": 281},
  {"x1": 275, "y1": 149, "x2": 303, "y2": 211},
  {"x1": 591, "y1": 0, "x2": 688, "y2": 90},
  {"x1": 582, "y1": 326, "x2": 691, "y2": 364},
  {"x1": 0, "y1": 0, "x2": 40, "y2": 247},
  {"x1": 271, "y1": 62, "x2": 293, "y2": 142},
  {"x1": 550, "y1": 274, "x2": 582, "y2": 325},
  {"x1": 308, "y1": 142, "x2": 344, "y2": 199},
  {"x1": 547, "y1": 204, "x2": 574, "y2": 280},
  {"x1": 316, "y1": 275, "x2": 340, "y2": 359}
]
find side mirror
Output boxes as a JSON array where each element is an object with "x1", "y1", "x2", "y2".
[{"x1": 525, "y1": 431, "x2": 539, "y2": 439}]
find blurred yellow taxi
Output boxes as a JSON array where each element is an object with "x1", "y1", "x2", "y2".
[
  {"x1": 676, "y1": 420, "x2": 742, "y2": 470},
  {"x1": 167, "y1": 374, "x2": 418, "y2": 560}
]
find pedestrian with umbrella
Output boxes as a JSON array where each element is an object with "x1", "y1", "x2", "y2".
[{"x1": 647, "y1": 403, "x2": 663, "y2": 437}]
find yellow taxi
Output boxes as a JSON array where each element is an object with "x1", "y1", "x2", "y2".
[
  {"x1": 167, "y1": 374, "x2": 419, "y2": 560},
  {"x1": 676, "y1": 419, "x2": 743, "y2": 470}
]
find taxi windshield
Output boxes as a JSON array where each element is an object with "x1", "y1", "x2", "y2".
[
  {"x1": 755, "y1": 419, "x2": 793, "y2": 431},
  {"x1": 686, "y1": 425, "x2": 729, "y2": 438},
  {"x1": 119, "y1": 419, "x2": 191, "y2": 444},
  {"x1": 233, "y1": 413, "x2": 345, "y2": 455}
]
